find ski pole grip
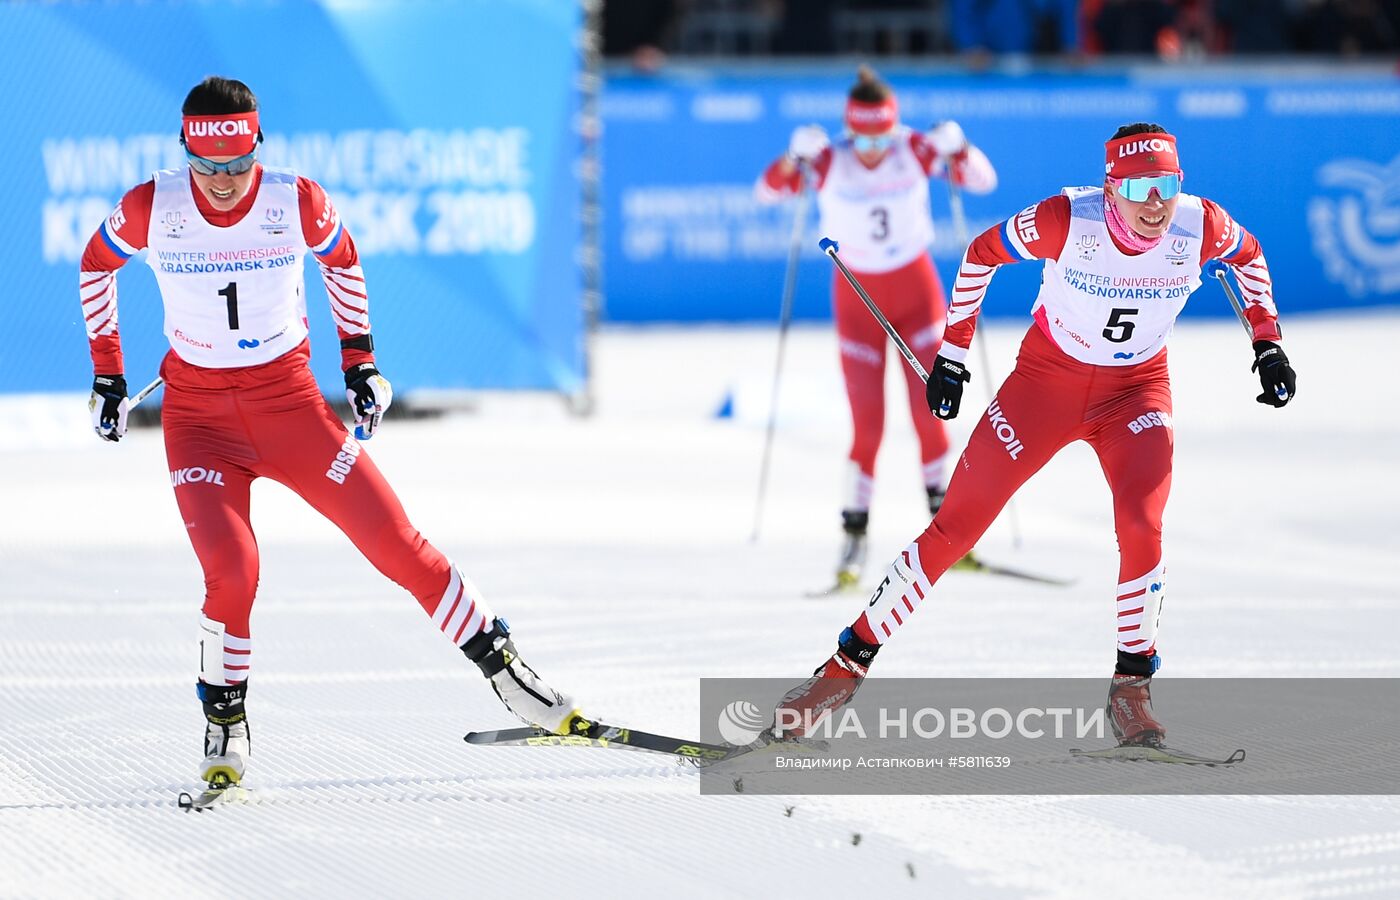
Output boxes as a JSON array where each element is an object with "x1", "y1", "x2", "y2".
[{"x1": 819, "y1": 237, "x2": 839, "y2": 254}]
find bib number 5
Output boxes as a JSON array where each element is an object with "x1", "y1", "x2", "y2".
[{"x1": 1103, "y1": 307, "x2": 1138, "y2": 343}]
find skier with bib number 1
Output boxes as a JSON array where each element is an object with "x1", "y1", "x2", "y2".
[{"x1": 79, "y1": 77, "x2": 588, "y2": 805}]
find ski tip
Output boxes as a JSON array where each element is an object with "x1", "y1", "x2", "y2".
[
  {"x1": 465, "y1": 727, "x2": 549, "y2": 744},
  {"x1": 818, "y1": 237, "x2": 838, "y2": 254},
  {"x1": 177, "y1": 783, "x2": 248, "y2": 811}
]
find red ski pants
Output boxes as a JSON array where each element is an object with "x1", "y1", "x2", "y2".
[
  {"x1": 160, "y1": 344, "x2": 453, "y2": 664},
  {"x1": 834, "y1": 254, "x2": 951, "y2": 485},
  {"x1": 858, "y1": 326, "x2": 1174, "y2": 652}
]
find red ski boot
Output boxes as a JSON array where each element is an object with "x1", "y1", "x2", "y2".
[
  {"x1": 1107, "y1": 674, "x2": 1166, "y2": 747},
  {"x1": 773, "y1": 628, "x2": 880, "y2": 739}
]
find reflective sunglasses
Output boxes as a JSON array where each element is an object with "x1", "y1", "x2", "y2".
[
  {"x1": 185, "y1": 147, "x2": 259, "y2": 176},
  {"x1": 851, "y1": 133, "x2": 895, "y2": 153},
  {"x1": 1115, "y1": 173, "x2": 1181, "y2": 202}
]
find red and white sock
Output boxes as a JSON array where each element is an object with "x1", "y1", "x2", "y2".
[
  {"x1": 841, "y1": 460, "x2": 875, "y2": 512},
  {"x1": 431, "y1": 564, "x2": 494, "y2": 647},
  {"x1": 921, "y1": 449, "x2": 954, "y2": 494},
  {"x1": 1116, "y1": 562, "x2": 1166, "y2": 654},
  {"x1": 856, "y1": 541, "x2": 934, "y2": 644},
  {"x1": 198, "y1": 615, "x2": 251, "y2": 686}
]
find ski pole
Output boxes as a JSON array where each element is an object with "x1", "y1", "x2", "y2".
[
  {"x1": 1208, "y1": 261, "x2": 1287, "y2": 403},
  {"x1": 1208, "y1": 261, "x2": 1257, "y2": 341},
  {"x1": 821, "y1": 237, "x2": 927, "y2": 381},
  {"x1": 823, "y1": 236, "x2": 1034, "y2": 573},
  {"x1": 751, "y1": 167, "x2": 812, "y2": 542},
  {"x1": 130, "y1": 377, "x2": 164, "y2": 409},
  {"x1": 947, "y1": 179, "x2": 1023, "y2": 548}
]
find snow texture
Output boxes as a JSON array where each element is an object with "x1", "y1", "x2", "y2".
[{"x1": 2, "y1": 315, "x2": 1397, "y2": 898}]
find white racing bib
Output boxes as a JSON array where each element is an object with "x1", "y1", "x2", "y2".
[
  {"x1": 146, "y1": 166, "x2": 309, "y2": 368},
  {"x1": 817, "y1": 127, "x2": 935, "y2": 274},
  {"x1": 1033, "y1": 186, "x2": 1205, "y2": 366}
]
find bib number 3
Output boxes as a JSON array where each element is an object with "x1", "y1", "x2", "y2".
[{"x1": 870, "y1": 207, "x2": 889, "y2": 241}]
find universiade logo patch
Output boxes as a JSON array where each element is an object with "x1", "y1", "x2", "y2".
[{"x1": 1309, "y1": 153, "x2": 1400, "y2": 298}]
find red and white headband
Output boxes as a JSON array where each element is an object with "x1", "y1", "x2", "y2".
[
  {"x1": 1105, "y1": 132, "x2": 1181, "y2": 179},
  {"x1": 845, "y1": 97, "x2": 898, "y2": 136}
]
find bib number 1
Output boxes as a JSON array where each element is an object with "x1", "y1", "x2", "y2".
[{"x1": 218, "y1": 282, "x2": 239, "y2": 330}]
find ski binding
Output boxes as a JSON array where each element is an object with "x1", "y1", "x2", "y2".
[{"x1": 177, "y1": 774, "x2": 248, "y2": 812}]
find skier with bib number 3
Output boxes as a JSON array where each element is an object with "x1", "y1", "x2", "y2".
[
  {"x1": 79, "y1": 77, "x2": 588, "y2": 799},
  {"x1": 755, "y1": 66, "x2": 998, "y2": 594},
  {"x1": 773, "y1": 123, "x2": 1296, "y2": 751}
]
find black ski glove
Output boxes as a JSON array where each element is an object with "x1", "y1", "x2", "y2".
[
  {"x1": 925, "y1": 356, "x2": 971, "y2": 420},
  {"x1": 89, "y1": 374, "x2": 129, "y2": 442},
  {"x1": 344, "y1": 363, "x2": 393, "y2": 439},
  {"x1": 1251, "y1": 340, "x2": 1295, "y2": 408}
]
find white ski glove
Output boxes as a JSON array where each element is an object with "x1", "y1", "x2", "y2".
[
  {"x1": 788, "y1": 124, "x2": 829, "y2": 162},
  {"x1": 927, "y1": 120, "x2": 969, "y2": 158},
  {"x1": 344, "y1": 363, "x2": 392, "y2": 440}
]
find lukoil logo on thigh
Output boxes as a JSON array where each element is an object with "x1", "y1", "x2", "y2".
[
  {"x1": 986, "y1": 401, "x2": 1024, "y2": 459},
  {"x1": 171, "y1": 466, "x2": 226, "y2": 487}
]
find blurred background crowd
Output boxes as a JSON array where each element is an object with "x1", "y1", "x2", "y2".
[{"x1": 603, "y1": 0, "x2": 1400, "y2": 67}]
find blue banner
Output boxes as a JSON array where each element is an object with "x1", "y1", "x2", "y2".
[
  {"x1": 3, "y1": 1, "x2": 584, "y2": 395},
  {"x1": 602, "y1": 67, "x2": 1400, "y2": 322}
]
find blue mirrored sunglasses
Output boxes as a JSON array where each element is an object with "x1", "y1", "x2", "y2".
[
  {"x1": 1116, "y1": 173, "x2": 1181, "y2": 202},
  {"x1": 851, "y1": 133, "x2": 895, "y2": 153},
  {"x1": 185, "y1": 147, "x2": 259, "y2": 177}
]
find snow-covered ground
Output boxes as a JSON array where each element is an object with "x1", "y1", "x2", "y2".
[{"x1": 2, "y1": 314, "x2": 1397, "y2": 898}]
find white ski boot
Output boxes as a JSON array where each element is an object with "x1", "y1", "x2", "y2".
[
  {"x1": 462, "y1": 618, "x2": 587, "y2": 735},
  {"x1": 835, "y1": 510, "x2": 869, "y2": 591},
  {"x1": 198, "y1": 681, "x2": 250, "y2": 785}
]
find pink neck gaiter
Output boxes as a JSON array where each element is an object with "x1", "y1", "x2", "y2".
[{"x1": 1103, "y1": 190, "x2": 1164, "y2": 254}]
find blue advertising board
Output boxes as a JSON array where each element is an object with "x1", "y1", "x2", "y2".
[
  {"x1": 3, "y1": 0, "x2": 585, "y2": 396},
  {"x1": 601, "y1": 67, "x2": 1400, "y2": 322}
]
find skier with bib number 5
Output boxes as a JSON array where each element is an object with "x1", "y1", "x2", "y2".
[
  {"x1": 774, "y1": 123, "x2": 1296, "y2": 751},
  {"x1": 79, "y1": 77, "x2": 588, "y2": 798},
  {"x1": 755, "y1": 66, "x2": 998, "y2": 593}
]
